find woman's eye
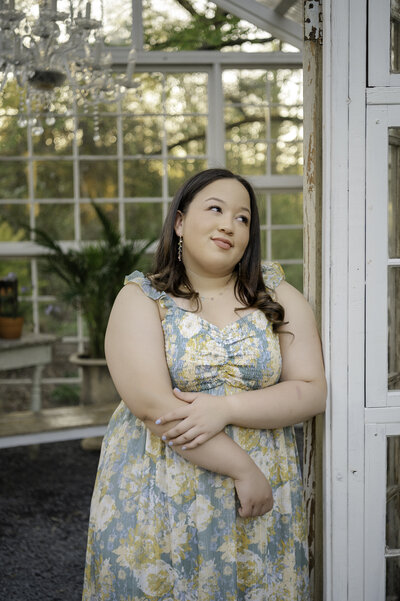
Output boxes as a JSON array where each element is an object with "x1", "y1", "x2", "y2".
[
  {"x1": 237, "y1": 215, "x2": 249, "y2": 224},
  {"x1": 209, "y1": 205, "x2": 222, "y2": 212}
]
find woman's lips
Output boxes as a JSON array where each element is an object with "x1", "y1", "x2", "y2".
[{"x1": 212, "y1": 238, "x2": 232, "y2": 250}]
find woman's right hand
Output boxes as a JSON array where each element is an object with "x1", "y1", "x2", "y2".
[{"x1": 234, "y1": 464, "x2": 274, "y2": 518}]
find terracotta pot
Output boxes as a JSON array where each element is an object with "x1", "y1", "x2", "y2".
[
  {"x1": 69, "y1": 352, "x2": 120, "y2": 406},
  {"x1": 0, "y1": 316, "x2": 24, "y2": 339}
]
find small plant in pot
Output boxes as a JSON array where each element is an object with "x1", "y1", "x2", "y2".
[
  {"x1": 30, "y1": 201, "x2": 154, "y2": 405},
  {"x1": 0, "y1": 273, "x2": 24, "y2": 339}
]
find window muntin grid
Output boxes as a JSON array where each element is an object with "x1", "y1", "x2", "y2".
[
  {"x1": 0, "y1": 67, "x2": 303, "y2": 411},
  {"x1": 386, "y1": 435, "x2": 400, "y2": 599},
  {"x1": 388, "y1": 129, "x2": 400, "y2": 391},
  {"x1": 223, "y1": 68, "x2": 303, "y2": 177}
]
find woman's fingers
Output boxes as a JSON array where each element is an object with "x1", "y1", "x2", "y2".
[
  {"x1": 172, "y1": 388, "x2": 196, "y2": 403},
  {"x1": 163, "y1": 425, "x2": 198, "y2": 447},
  {"x1": 155, "y1": 406, "x2": 189, "y2": 425}
]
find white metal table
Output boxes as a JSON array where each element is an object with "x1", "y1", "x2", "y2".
[{"x1": 0, "y1": 333, "x2": 56, "y2": 413}]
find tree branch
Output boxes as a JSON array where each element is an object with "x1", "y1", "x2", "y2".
[
  {"x1": 174, "y1": 0, "x2": 202, "y2": 18},
  {"x1": 166, "y1": 115, "x2": 302, "y2": 152}
]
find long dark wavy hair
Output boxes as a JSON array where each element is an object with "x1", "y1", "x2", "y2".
[{"x1": 150, "y1": 168, "x2": 285, "y2": 331}]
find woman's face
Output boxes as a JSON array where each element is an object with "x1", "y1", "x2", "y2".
[{"x1": 174, "y1": 178, "x2": 251, "y2": 276}]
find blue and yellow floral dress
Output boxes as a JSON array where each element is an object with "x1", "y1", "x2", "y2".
[{"x1": 82, "y1": 263, "x2": 309, "y2": 601}]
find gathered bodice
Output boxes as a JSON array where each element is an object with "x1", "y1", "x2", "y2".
[{"x1": 124, "y1": 263, "x2": 284, "y2": 396}]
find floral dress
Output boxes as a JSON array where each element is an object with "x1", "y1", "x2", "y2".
[{"x1": 82, "y1": 263, "x2": 309, "y2": 601}]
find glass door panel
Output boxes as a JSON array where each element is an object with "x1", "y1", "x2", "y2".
[
  {"x1": 388, "y1": 128, "x2": 400, "y2": 392},
  {"x1": 389, "y1": 128, "x2": 400, "y2": 258},
  {"x1": 387, "y1": 435, "x2": 400, "y2": 599},
  {"x1": 388, "y1": 267, "x2": 400, "y2": 390},
  {"x1": 391, "y1": 0, "x2": 400, "y2": 73}
]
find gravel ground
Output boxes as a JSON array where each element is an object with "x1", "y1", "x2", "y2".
[
  {"x1": 0, "y1": 431, "x2": 304, "y2": 601},
  {"x1": 0, "y1": 440, "x2": 100, "y2": 601}
]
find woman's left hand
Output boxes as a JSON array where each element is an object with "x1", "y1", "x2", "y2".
[{"x1": 155, "y1": 389, "x2": 230, "y2": 449}]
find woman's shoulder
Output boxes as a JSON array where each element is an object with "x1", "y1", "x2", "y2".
[
  {"x1": 261, "y1": 262, "x2": 285, "y2": 291},
  {"x1": 124, "y1": 270, "x2": 166, "y2": 302}
]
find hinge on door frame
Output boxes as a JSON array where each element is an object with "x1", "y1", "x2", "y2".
[{"x1": 304, "y1": 0, "x2": 323, "y2": 43}]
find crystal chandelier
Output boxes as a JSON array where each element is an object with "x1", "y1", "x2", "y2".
[{"x1": 0, "y1": 0, "x2": 138, "y2": 139}]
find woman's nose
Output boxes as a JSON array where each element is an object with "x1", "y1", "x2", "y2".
[{"x1": 218, "y1": 223, "x2": 233, "y2": 235}]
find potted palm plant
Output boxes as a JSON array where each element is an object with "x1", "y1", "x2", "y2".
[{"x1": 30, "y1": 202, "x2": 154, "y2": 405}]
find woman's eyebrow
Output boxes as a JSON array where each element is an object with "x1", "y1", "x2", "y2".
[{"x1": 204, "y1": 197, "x2": 251, "y2": 213}]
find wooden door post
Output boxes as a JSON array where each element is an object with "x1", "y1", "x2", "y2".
[{"x1": 303, "y1": 1, "x2": 323, "y2": 600}]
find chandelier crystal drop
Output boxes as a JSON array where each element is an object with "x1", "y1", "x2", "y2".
[{"x1": 0, "y1": 0, "x2": 139, "y2": 140}]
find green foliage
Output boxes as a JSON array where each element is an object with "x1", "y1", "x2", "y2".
[
  {"x1": 50, "y1": 383, "x2": 80, "y2": 406},
  {"x1": 143, "y1": 0, "x2": 278, "y2": 51},
  {"x1": 27, "y1": 202, "x2": 154, "y2": 358}
]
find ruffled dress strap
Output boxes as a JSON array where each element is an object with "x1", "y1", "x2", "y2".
[
  {"x1": 261, "y1": 262, "x2": 285, "y2": 291},
  {"x1": 124, "y1": 270, "x2": 173, "y2": 309}
]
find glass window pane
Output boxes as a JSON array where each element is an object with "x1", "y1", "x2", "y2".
[
  {"x1": 0, "y1": 162, "x2": 28, "y2": 199},
  {"x1": 165, "y1": 73, "x2": 208, "y2": 115},
  {"x1": 39, "y1": 301, "x2": 77, "y2": 337},
  {"x1": 124, "y1": 160, "x2": 163, "y2": 197},
  {"x1": 166, "y1": 116, "x2": 207, "y2": 157},
  {"x1": 225, "y1": 141, "x2": 267, "y2": 175},
  {"x1": 282, "y1": 263, "x2": 303, "y2": 292},
  {"x1": 143, "y1": 0, "x2": 293, "y2": 53},
  {"x1": 0, "y1": 117, "x2": 27, "y2": 156},
  {"x1": 35, "y1": 203, "x2": 75, "y2": 240},
  {"x1": 35, "y1": 161, "x2": 74, "y2": 199},
  {"x1": 256, "y1": 192, "x2": 267, "y2": 225},
  {"x1": 80, "y1": 203, "x2": 119, "y2": 241},
  {"x1": 125, "y1": 202, "x2": 163, "y2": 240},
  {"x1": 223, "y1": 69, "x2": 303, "y2": 177},
  {"x1": 271, "y1": 193, "x2": 303, "y2": 225},
  {"x1": 78, "y1": 117, "x2": 118, "y2": 155},
  {"x1": 271, "y1": 141, "x2": 303, "y2": 175},
  {"x1": 80, "y1": 160, "x2": 117, "y2": 199},
  {"x1": 386, "y1": 436, "x2": 400, "y2": 600},
  {"x1": 0, "y1": 204, "x2": 30, "y2": 241},
  {"x1": 0, "y1": 257, "x2": 31, "y2": 295},
  {"x1": 123, "y1": 117, "x2": 163, "y2": 155},
  {"x1": 32, "y1": 117, "x2": 74, "y2": 155},
  {"x1": 122, "y1": 74, "x2": 163, "y2": 114},
  {"x1": 37, "y1": 258, "x2": 69, "y2": 297},
  {"x1": 271, "y1": 229, "x2": 303, "y2": 261},
  {"x1": 168, "y1": 159, "x2": 207, "y2": 196},
  {"x1": 388, "y1": 267, "x2": 400, "y2": 390},
  {"x1": 391, "y1": 0, "x2": 400, "y2": 73},
  {"x1": 101, "y1": 0, "x2": 132, "y2": 45},
  {"x1": 389, "y1": 128, "x2": 400, "y2": 259}
]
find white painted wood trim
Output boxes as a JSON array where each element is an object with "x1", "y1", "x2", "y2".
[
  {"x1": 322, "y1": 0, "x2": 333, "y2": 596},
  {"x1": 132, "y1": 0, "x2": 143, "y2": 50},
  {"x1": 207, "y1": 63, "x2": 225, "y2": 167},
  {"x1": 111, "y1": 49, "x2": 303, "y2": 67},
  {"x1": 324, "y1": 0, "x2": 351, "y2": 597},
  {"x1": 367, "y1": 87, "x2": 400, "y2": 104},
  {"x1": 368, "y1": 0, "x2": 391, "y2": 86},
  {"x1": 347, "y1": 1, "x2": 368, "y2": 597},
  {"x1": 0, "y1": 425, "x2": 108, "y2": 449},
  {"x1": 364, "y1": 424, "x2": 387, "y2": 601},
  {"x1": 366, "y1": 406, "x2": 400, "y2": 422},
  {"x1": 365, "y1": 105, "x2": 389, "y2": 407},
  {"x1": 324, "y1": 0, "x2": 369, "y2": 598},
  {"x1": 211, "y1": 0, "x2": 303, "y2": 49}
]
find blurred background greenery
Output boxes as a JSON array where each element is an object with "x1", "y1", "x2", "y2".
[{"x1": 0, "y1": 0, "x2": 303, "y2": 411}]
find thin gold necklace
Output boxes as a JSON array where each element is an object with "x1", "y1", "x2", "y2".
[{"x1": 194, "y1": 274, "x2": 235, "y2": 301}]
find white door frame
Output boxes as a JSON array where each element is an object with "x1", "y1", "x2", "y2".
[{"x1": 323, "y1": 0, "x2": 367, "y2": 598}]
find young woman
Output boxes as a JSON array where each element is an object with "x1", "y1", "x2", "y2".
[{"x1": 82, "y1": 168, "x2": 326, "y2": 601}]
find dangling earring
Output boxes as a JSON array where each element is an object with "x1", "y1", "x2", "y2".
[
  {"x1": 237, "y1": 262, "x2": 242, "y2": 277},
  {"x1": 178, "y1": 236, "x2": 183, "y2": 262}
]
